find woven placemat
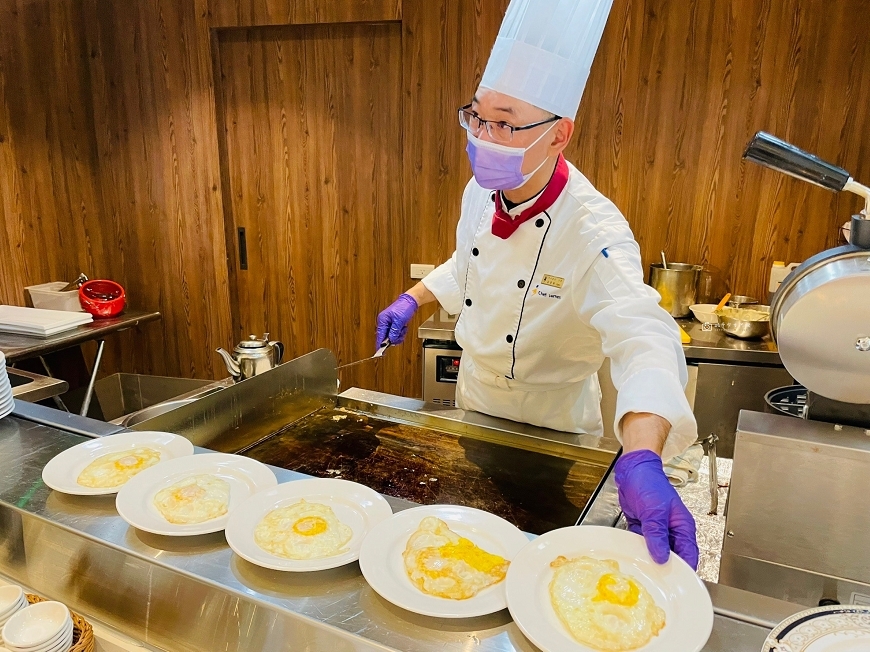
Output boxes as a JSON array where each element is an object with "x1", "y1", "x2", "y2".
[{"x1": 24, "y1": 594, "x2": 94, "y2": 652}]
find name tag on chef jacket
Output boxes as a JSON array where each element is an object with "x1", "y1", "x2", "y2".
[{"x1": 533, "y1": 274, "x2": 565, "y2": 299}]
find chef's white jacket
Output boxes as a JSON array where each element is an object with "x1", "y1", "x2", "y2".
[{"x1": 422, "y1": 161, "x2": 697, "y2": 461}]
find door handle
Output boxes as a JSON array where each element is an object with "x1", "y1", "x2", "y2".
[{"x1": 238, "y1": 227, "x2": 248, "y2": 270}]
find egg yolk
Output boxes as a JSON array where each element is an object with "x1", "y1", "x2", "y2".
[
  {"x1": 292, "y1": 516, "x2": 328, "y2": 536},
  {"x1": 421, "y1": 537, "x2": 506, "y2": 577},
  {"x1": 173, "y1": 485, "x2": 206, "y2": 501},
  {"x1": 592, "y1": 573, "x2": 640, "y2": 607},
  {"x1": 116, "y1": 455, "x2": 143, "y2": 469}
]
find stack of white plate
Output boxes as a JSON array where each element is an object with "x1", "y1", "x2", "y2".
[
  {"x1": 0, "y1": 586, "x2": 27, "y2": 643},
  {"x1": 0, "y1": 306, "x2": 92, "y2": 338},
  {"x1": 0, "y1": 353, "x2": 13, "y2": 420},
  {"x1": 1, "y1": 602, "x2": 73, "y2": 652}
]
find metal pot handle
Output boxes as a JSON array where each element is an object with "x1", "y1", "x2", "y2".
[{"x1": 271, "y1": 340, "x2": 285, "y2": 365}]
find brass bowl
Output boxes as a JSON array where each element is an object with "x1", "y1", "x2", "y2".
[{"x1": 717, "y1": 305, "x2": 771, "y2": 339}]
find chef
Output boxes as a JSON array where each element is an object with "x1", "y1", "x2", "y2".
[{"x1": 376, "y1": 0, "x2": 699, "y2": 568}]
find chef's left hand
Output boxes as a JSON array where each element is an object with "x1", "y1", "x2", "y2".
[{"x1": 614, "y1": 449, "x2": 699, "y2": 569}]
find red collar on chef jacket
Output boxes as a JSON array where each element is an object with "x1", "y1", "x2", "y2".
[{"x1": 491, "y1": 154, "x2": 569, "y2": 240}]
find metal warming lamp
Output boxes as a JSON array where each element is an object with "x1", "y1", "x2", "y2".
[{"x1": 743, "y1": 132, "x2": 870, "y2": 414}]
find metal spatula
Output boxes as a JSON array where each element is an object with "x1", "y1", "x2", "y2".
[{"x1": 336, "y1": 339, "x2": 391, "y2": 370}]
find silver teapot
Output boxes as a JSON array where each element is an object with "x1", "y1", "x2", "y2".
[{"x1": 216, "y1": 333, "x2": 284, "y2": 382}]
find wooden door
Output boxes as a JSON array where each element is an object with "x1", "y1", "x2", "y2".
[{"x1": 217, "y1": 23, "x2": 410, "y2": 393}]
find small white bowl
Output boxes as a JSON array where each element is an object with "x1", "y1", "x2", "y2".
[
  {"x1": 1, "y1": 602, "x2": 69, "y2": 649},
  {"x1": 7, "y1": 620, "x2": 72, "y2": 652},
  {"x1": 0, "y1": 584, "x2": 24, "y2": 617},
  {"x1": 4, "y1": 620, "x2": 71, "y2": 652},
  {"x1": 0, "y1": 598, "x2": 27, "y2": 631},
  {"x1": 0, "y1": 587, "x2": 23, "y2": 620},
  {"x1": 690, "y1": 303, "x2": 719, "y2": 324}
]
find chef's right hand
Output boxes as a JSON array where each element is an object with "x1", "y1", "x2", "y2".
[
  {"x1": 376, "y1": 293, "x2": 419, "y2": 348},
  {"x1": 614, "y1": 449, "x2": 699, "y2": 569}
]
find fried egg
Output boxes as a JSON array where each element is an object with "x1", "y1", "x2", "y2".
[
  {"x1": 153, "y1": 474, "x2": 230, "y2": 524},
  {"x1": 77, "y1": 448, "x2": 162, "y2": 488},
  {"x1": 549, "y1": 556, "x2": 666, "y2": 651},
  {"x1": 403, "y1": 516, "x2": 508, "y2": 600},
  {"x1": 254, "y1": 499, "x2": 353, "y2": 560}
]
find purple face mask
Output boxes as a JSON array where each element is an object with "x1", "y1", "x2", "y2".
[{"x1": 465, "y1": 125, "x2": 555, "y2": 191}]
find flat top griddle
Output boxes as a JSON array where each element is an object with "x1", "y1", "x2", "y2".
[{"x1": 240, "y1": 407, "x2": 610, "y2": 534}]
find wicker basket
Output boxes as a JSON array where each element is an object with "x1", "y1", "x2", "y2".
[{"x1": 24, "y1": 594, "x2": 94, "y2": 652}]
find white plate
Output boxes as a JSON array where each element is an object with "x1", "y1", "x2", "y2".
[
  {"x1": 506, "y1": 526, "x2": 713, "y2": 652},
  {"x1": 41, "y1": 431, "x2": 195, "y2": 496},
  {"x1": 225, "y1": 478, "x2": 393, "y2": 572},
  {"x1": 116, "y1": 453, "x2": 277, "y2": 536},
  {"x1": 358, "y1": 505, "x2": 530, "y2": 618},
  {"x1": 762, "y1": 605, "x2": 870, "y2": 651}
]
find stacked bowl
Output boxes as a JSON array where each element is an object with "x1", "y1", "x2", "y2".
[
  {"x1": 1, "y1": 601, "x2": 73, "y2": 652},
  {"x1": 0, "y1": 353, "x2": 13, "y2": 420},
  {"x1": 0, "y1": 586, "x2": 27, "y2": 643}
]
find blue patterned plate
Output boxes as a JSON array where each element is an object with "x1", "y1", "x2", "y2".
[{"x1": 763, "y1": 605, "x2": 870, "y2": 651}]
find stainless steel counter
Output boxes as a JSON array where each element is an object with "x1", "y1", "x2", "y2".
[
  {"x1": 418, "y1": 315, "x2": 783, "y2": 366},
  {"x1": 0, "y1": 400, "x2": 805, "y2": 652},
  {"x1": 677, "y1": 318, "x2": 782, "y2": 365},
  {"x1": 418, "y1": 315, "x2": 458, "y2": 342},
  {"x1": 0, "y1": 310, "x2": 161, "y2": 363},
  {"x1": 8, "y1": 368, "x2": 68, "y2": 402}
]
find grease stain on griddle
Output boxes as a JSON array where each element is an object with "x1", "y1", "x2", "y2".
[{"x1": 240, "y1": 407, "x2": 610, "y2": 534}]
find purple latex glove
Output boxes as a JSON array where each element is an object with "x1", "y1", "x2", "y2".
[
  {"x1": 614, "y1": 449, "x2": 699, "y2": 569},
  {"x1": 376, "y1": 293, "x2": 419, "y2": 348}
]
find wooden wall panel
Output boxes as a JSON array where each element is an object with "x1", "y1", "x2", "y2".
[
  {"x1": 0, "y1": 0, "x2": 113, "y2": 306},
  {"x1": 81, "y1": 0, "x2": 233, "y2": 378},
  {"x1": 216, "y1": 23, "x2": 413, "y2": 395},
  {"x1": 4, "y1": 0, "x2": 870, "y2": 393},
  {"x1": 570, "y1": 0, "x2": 870, "y2": 300},
  {"x1": 208, "y1": 0, "x2": 401, "y2": 29},
  {"x1": 405, "y1": 0, "x2": 870, "y2": 303},
  {"x1": 402, "y1": 0, "x2": 509, "y2": 273}
]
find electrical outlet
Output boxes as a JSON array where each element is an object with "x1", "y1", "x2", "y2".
[{"x1": 410, "y1": 264, "x2": 435, "y2": 279}]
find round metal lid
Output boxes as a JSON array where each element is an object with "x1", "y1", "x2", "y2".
[
  {"x1": 771, "y1": 246, "x2": 870, "y2": 404},
  {"x1": 237, "y1": 334, "x2": 269, "y2": 349}
]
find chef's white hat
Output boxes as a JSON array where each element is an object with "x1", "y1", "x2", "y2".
[{"x1": 480, "y1": 0, "x2": 614, "y2": 119}]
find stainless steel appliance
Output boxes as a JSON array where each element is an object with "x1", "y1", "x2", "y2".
[
  {"x1": 131, "y1": 348, "x2": 617, "y2": 536},
  {"x1": 715, "y1": 134, "x2": 870, "y2": 605},
  {"x1": 744, "y1": 131, "x2": 870, "y2": 407},
  {"x1": 418, "y1": 312, "x2": 462, "y2": 407},
  {"x1": 1, "y1": 385, "x2": 803, "y2": 652},
  {"x1": 692, "y1": 362, "x2": 792, "y2": 458},
  {"x1": 720, "y1": 411, "x2": 870, "y2": 607}
]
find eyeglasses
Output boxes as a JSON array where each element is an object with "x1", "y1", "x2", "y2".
[{"x1": 458, "y1": 104, "x2": 560, "y2": 144}]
